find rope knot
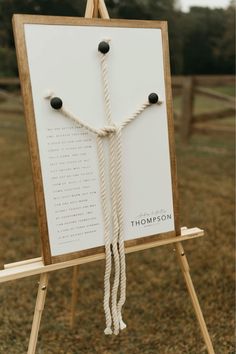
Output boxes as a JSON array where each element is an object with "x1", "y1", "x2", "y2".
[{"x1": 97, "y1": 125, "x2": 117, "y2": 137}]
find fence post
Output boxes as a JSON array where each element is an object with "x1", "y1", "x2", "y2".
[{"x1": 180, "y1": 76, "x2": 194, "y2": 143}]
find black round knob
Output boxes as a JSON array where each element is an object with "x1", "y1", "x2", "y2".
[
  {"x1": 50, "y1": 97, "x2": 63, "y2": 110},
  {"x1": 148, "y1": 93, "x2": 159, "y2": 104},
  {"x1": 98, "y1": 41, "x2": 110, "y2": 54}
]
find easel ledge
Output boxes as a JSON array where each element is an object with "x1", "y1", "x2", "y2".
[{"x1": 1, "y1": 227, "x2": 202, "y2": 283}]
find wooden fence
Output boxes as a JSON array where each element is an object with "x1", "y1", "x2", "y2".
[
  {"x1": 0, "y1": 75, "x2": 235, "y2": 142},
  {"x1": 172, "y1": 75, "x2": 235, "y2": 142}
]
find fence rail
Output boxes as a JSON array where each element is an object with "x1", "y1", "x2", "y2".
[
  {"x1": 0, "y1": 77, "x2": 20, "y2": 85},
  {"x1": 172, "y1": 75, "x2": 235, "y2": 141},
  {"x1": 0, "y1": 75, "x2": 235, "y2": 142}
]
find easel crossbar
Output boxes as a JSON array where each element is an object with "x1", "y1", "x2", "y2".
[{"x1": 0, "y1": 227, "x2": 203, "y2": 283}]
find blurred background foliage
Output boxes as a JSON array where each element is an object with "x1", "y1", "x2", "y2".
[{"x1": 0, "y1": 0, "x2": 235, "y2": 77}]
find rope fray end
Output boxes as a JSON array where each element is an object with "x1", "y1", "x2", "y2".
[
  {"x1": 43, "y1": 90, "x2": 54, "y2": 99},
  {"x1": 103, "y1": 38, "x2": 111, "y2": 43},
  {"x1": 104, "y1": 327, "x2": 112, "y2": 335},
  {"x1": 119, "y1": 319, "x2": 127, "y2": 330},
  {"x1": 119, "y1": 315, "x2": 127, "y2": 330}
]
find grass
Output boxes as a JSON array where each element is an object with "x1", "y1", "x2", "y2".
[{"x1": 0, "y1": 93, "x2": 235, "y2": 353}]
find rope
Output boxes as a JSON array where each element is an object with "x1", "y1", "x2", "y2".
[
  {"x1": 44, "y1": 39, "x2": 162, "y2": 336},
  {"x1": 96, "y1": 135, "x2": 113, "y2": 335},
  {"x1": 100, "y1": 51, "x2": 121, "y2": 335},
  {"x1": 120, "y1": 101, "x2": 150, "y2": 129},
  {"x1": 115, "y1": 126, "x2": 127, "y2": 330}
]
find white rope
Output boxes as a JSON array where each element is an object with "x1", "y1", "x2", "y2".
[
  {"x1": 100, "y1": 51, "x2": 129, "y2": 332},
  {"x1": 100, "y1": 54, "x2": 113, "y2": 125},
  {"x1": 100, "y1": 51, "x2": 121, "y2": 335},
  {"x1": 115, "y1": 126, "x2": 127, "y2": 330},
  {"x1": 44, "y1": 39, "x2": 162, "y2": 336},
  {"x1": 44, "y1": 96, "x2": 116, "y2": 137},
  {"x1": 96, "y1": 135, "x2": 113, "y2": 335},
  {"x1": 120, "y1": 101, "x2": 150, "y2": 129}
]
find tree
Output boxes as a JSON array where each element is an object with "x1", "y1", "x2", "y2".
[
  {"x1": 0, "y1": 0, "x2": 234, "y2": 76},
  {"x1": 215, "y1": 2, "x2": 235, "y2": 73},
  {"x1": 0, "y1": 0, "x2": 82, "y2": 47},
  {"x1": 182, "y1": 6, "x2": 234, "y2": 74}
]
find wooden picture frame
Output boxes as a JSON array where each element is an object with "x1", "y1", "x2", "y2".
[{"x1": 13, "y1": 14, "x2": 180, "y2": 265}]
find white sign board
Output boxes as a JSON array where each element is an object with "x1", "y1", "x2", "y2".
[{"x1": 13, "y1": 16, "x2": 179, "y2": 264}]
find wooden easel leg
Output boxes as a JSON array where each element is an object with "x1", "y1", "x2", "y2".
[
  {"x1": 85, "y1": 0, "x2": 110, "y2": 19},
  {"x1": 175, "y1": 242, "x2": 215, "y2": 354},
  {"x1": 70, "y1": 266, "x2": 79, "y2": 328},
  {"x1": 27, "y1": 273, "x2": 49, "y2": 354},
  {"x1": 85, "y1": 0, "x2": 94, "y2": 18}
]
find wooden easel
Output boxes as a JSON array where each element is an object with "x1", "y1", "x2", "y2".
[
  {"x1": 0, "y1": 1, "x2": 215, "y2": 353},
  {"x1": 1, "y1": 229, "x2": 213, "y2": 353}
]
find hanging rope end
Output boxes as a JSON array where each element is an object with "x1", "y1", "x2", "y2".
[
  {"x1": 43, "y1": 89, "x2": 54, "y2": 99},
  {"x1": 119, "y1": 317, "x2": 127, "y2": 330},
  {"x1": 104, "y1": 327, "x2": 113, "y2": 335}
]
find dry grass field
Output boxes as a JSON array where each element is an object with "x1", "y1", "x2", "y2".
[{"x1": 0, "y1": 91, "x2": 235, "y2": 353}]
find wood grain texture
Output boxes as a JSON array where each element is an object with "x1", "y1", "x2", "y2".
[
  {"x1": 93, "y1": 0, "x2": 99, "y2": 18},
  {"x1": 11, "y1": 14, "x2": 167, "y2": 29},
  {"x1": 1, "y1": 228, "x2": 204, "y2": 283},
  {"x1": 12, "y1": 14, "x2": 180, "y2": 264},
  {"x1": 12, "y1": 14, "x2": 52, "y2": 265},
  {"x1": 85, "y1": 0, "x2": 94, "y2": 18},
  {"x1": 161, "y1": 22, "x2": 180, "y2": 235},
  {"x1": 98, "y1": 0, "x2": 110, "y2": 19}
]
